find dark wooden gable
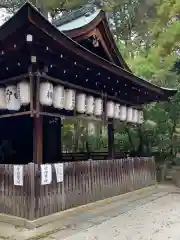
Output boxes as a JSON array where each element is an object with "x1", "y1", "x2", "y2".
[{"x1": 54, "y1": 6, "x2": 130, "y2": 71}]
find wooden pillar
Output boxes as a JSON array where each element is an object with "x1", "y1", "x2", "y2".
[
  {"x1": 108, "y1": 121, "x2": 114, "y2": 159},
  {"x1": 33, "y1": 116, "x2": 43, "y2": 164},
  {"x1": 32, "y1": 72, "x2": 43, "y2": 165},
  {"x1": 59, "y1": 117, "x2": 62, "y2": 161}
]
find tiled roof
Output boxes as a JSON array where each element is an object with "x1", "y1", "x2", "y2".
[{"x1": 53, "y1": 4, "x2": 98, "y2": 27}]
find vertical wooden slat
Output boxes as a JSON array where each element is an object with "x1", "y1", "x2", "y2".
[
  {"x1": 61, "y1": 162, "x2": 66, "y2": 210},
  {"x1": 27, "y1": 163, "x2": 35, "y2": 220},
  {"x1": 116, "y1": 159, "x2": 120, "y2": 194},
  {"x1": 120, "y1": 159, "x2": 124, "y2": 194},
  {"x1": 87, "y1": 161, "x2": 92, "y2": 202}
]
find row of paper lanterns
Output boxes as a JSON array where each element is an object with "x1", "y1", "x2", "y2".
[
  {"x1": 0, "y1": 81, "x2": 144, "y2": 124},
  {"x1": 40, "y1": 82, "x2": 144, "y2": 124}
]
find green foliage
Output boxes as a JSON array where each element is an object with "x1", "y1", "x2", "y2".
[{"x1": 112, "y1": 0, "x2": 180, "y2": 163}]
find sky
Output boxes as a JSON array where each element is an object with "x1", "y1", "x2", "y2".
[
  {"x1": 0, "y1": 9, "x2": 9, "y2": 26},
  {"x1": 0, "y1": 8, "x2": 51, "y2": 26},
  {"x1": 0, "y1": 10, "x2": 5, "y2": 25}
]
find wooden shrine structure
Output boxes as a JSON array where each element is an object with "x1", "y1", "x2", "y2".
[{"x1": 0, "y1": 2, "x2": 177, "y2": 224}]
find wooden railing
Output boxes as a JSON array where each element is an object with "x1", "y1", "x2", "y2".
[
  {"x1": 60, "y1": 152, "x2": 136, "y2": 161},
  {"x1": 0, "y1": 157, "x2": 156, "y2": 220}
]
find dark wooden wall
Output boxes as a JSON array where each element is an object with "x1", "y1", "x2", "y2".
[{"x1": 0, "y1": 116, "x2": 33, "y2": 164}]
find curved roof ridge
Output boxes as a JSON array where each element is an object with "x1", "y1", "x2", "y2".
[{"x1": 53, "y1": 6, "x2": 131, "y2": 72}]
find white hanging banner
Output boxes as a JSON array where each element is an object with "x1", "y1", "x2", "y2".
[
  {"x1": 41, "y1": 164, "x2": 52, "y2": 185},
  {"x1": 54, "y1": 163, "x2": 64, "y2": 183},
  {"x1": 13, "y1": 165, "x2": 23, "y2": 186}
]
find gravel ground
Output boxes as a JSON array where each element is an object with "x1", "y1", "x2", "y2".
[{"x1": 59, "y1": 193, "x2": 180, "y2": 240}]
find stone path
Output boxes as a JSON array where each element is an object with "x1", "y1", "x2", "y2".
[{"x1": 52, "y1": 193, "x2": 180, "y2": 240}]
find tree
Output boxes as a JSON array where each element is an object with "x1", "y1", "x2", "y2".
[
  {"x1": 0, "y1": 0, "x2": 87, "y2": 19},
  {"x1": 113, "y1": 0, "x2": 180, "y2": 163}
]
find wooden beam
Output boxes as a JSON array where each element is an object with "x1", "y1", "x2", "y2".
[
  {"x1": 73, "y1": 29, "x2": 97, "y2": 41},
  {"x1": 74, "y1": 28, "x2": 115, "y2": 63},
  {"x1": 29, "y1": 71, "x2": 35, "y2": 117},
  {"x1": 0, "y1": 73, "x2": 29, "y2": 84},
  {"x1": 108, "y1": 121, "x2": 114, "y2": 159},
  {"x1": 35, "y1": 73, "x2": 41, "y2": 117},
  {"x1": 39, "y1": 111, "x2": 104, "y2": 122},
  {"x1": 0, "y1": 111, "x2": 31, "y2": 119},
  {"x1": 63, "y1": 11, "x2": 104, "y2": 38},
  {"x1": 42, "y1": 74, "x2": 137, "y2": 106},
  {"x1": 100, "y1": 19, "x2": 131, "y2": 71},
  {"x1": 33, "y1": 73, "x2": 43, "y2": 164},
  {"x1": 95, "y1": 28, "x2": 114, "y2": 63}
]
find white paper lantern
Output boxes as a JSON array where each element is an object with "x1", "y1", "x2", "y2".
[
  {"x1": 40, "y1": 82, "x2": 53, "y2": 106},
  {"x1": 5, "y1": 85, "x2": 21, "y2": 111},
  {"x1": 132, "y1": 109, "x2": 138, "y2": 123},
  {"x1": 17, "y1": 81, "x2": 30, "y2": 105},
  {"x1": 94, "y1": 98, "x2": 103, "y2": 116},
  {"x1": 114, "y1": 103, "x2": 121, "y2": 119},
  {"x1": 119, "y1": 105, "x2": 127, "y2": 121},
  {"x1": 0, "y1": 88, "x2": 6, "y2": 109},
  {"x1": 76, "y1": 93, "x2": 86, "y2": 113},
  {"x1": 64, "y1": 89, "x2": 76, "y2": 110},
  {"x1": 86, "y1": 95, "x2": 94, "y2": 115},
  {"x1": 127, "y1": 107, "x2": 133, "y2": 122},
  {"x1": 106, "y1": 101, "x2": 115, "y2": 118},
  {"x1": 138, "y1": 110, "x2": 144, "y2": 124},
  {"x1": 88, "y1": 122, "x2": 95, "y2": 135},
  {"x1": 53, "y1": 85, "x2": 64, "y2": 109}
]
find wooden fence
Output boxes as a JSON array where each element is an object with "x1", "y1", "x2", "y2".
[{"x1": 0, "y1": 157, "x2": 156, "y2": 220}]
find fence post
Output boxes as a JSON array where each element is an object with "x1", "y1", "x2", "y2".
[
  {"x1": 152, "y1": 156, "x2": 157, "y2": 184},
  {"x1": 28, "y1": 162, "x2": 35, "y2": 220}
]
